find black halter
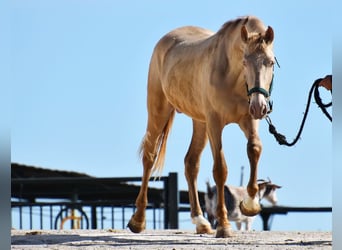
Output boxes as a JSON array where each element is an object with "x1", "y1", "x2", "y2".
[
  {"x1": 245, "y1": 73, "x2": 274, "y2": 114},
  {"x1": 246, "y1": 73, "x2": 274, "y2": 97},
  {"x1": 245, "y1": 56, "x2": 279, "y2": 114}
]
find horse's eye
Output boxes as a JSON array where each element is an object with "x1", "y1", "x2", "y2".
[{"x1": 264, "y1": 60, "x2": 274, "y2": 67}]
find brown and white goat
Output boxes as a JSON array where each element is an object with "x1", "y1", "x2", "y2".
[{"x1": 205, "y1": 179, "x2": 281, "y2": 231}]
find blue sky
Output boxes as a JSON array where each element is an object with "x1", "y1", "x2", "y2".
[{"x1": 11, "y1": 1, "x2": 332, "y2": 231}]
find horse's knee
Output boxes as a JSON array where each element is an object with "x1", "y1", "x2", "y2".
[{"x1": 247, "y1": 140, "x2": 262, "y2": 158}]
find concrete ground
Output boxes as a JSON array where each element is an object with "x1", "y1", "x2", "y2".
[{"x1": 11, "y1": 229, "x2": 332, "y2": 250}]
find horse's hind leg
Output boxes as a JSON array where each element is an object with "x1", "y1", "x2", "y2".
[
  {"x1": 185, "y1": 120, "x2": 213, "y2": 234},
  {"x1": 238, "y1": 119, "x2": 262, "y2": 216},
  {"x1": 127, "y1": 77, "x2": 175, "y2": 233}
]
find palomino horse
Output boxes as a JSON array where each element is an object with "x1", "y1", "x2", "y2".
[{"x1": 128, "y1": 16, "x2": 275, "y2": 238}]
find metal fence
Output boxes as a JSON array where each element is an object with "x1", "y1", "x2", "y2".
[
  {"x1": 11, "y1": 201, "x2": 165, "y2": 230},
  {"x1": 12, "y1": 172, "x2": 331, "y2": 231},
  {"x1": 11, "y1": 173, "x2": 180, "y2": 230}
]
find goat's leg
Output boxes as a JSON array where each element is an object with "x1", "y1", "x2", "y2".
[
  {"x1": 236, "y1": 222, "x2": 242, "y2": 231},
  {"x1": 245, "y1": 218, "x2": 253, "y2": 231}
]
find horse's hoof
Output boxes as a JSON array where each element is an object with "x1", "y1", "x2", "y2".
[
  {"x1": 215, "y1": 226, "x2": 234, "y2": 238},
  {"x1": 192, "y1": 215, "x2": 214, "y2": 234},
  {"x1": 127, "y1": 215, "x2": 145, "y2": 233},
  {"x1": 196, "y1": 224, "x2": 214, "y2": 234},
  {"x1": 239, "y1": 200, "x2": 261, "y2": 216}
]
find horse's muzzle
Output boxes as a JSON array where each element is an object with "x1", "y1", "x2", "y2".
[
  {"x1": 250, "y1": 105, "x2": 267, "y2": 119},
  {"x1": 249, "y1": 94, "x2": 268, "y2": 119}
]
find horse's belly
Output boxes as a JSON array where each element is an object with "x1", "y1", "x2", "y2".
[{"x1": 163, "y1": 84, "x2": 206, "y2": 121}]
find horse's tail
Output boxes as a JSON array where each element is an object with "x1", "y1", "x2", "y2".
[{"x1": 139, "y1": 110, "x2": 176, "y2": 177}]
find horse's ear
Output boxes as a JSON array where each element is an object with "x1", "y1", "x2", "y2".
[
  {"x1": 241, "y1": 25, "x2": 249, "y2": 43},
  {"x1": 264, "y1": 26, "x2": 274, "y2": 44}
]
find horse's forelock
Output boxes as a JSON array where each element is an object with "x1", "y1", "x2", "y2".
[{"x1": 244, "y1": 32, "x2": 273, "y2": 56}]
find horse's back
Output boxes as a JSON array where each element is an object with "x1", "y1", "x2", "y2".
[
  {"x1": 165, "y1": 26, "x2": 213, "y2": 43},
  {"x1": 151, "y1": 26, "x2": 213, "y2": 65}
]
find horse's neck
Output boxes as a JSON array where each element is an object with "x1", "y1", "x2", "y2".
[
  {"x1": 210, "y1": 31, "x2": 245, "y2": 84},
  {"x1": 215, "y1": 31, "x2": 243, "y2": 75}
]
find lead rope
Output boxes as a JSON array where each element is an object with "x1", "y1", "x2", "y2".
[
  {"x1": 265, "y1": 77, "x2": 332, "y2": 146},
  {"x1": 314, "y1": 80, "x2": 332, "y2": 121}
]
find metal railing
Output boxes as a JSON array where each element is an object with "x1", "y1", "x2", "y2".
[
  {"x1": 12, "y1": 172, "x2": 331, "y2": 231},
  {"x1": 11, "y1": 172, "x2": 179, "y2": 230},
  {"x1": 259, "y1": 205, "x2": 332, "y2": 230},
  {"x1": 11, "y1": 201, "x2": 165, "y2": 230}
]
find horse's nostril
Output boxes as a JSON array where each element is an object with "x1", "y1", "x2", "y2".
[{"x1": 250, "y1": 106, "x2": 256, "y2": 116}]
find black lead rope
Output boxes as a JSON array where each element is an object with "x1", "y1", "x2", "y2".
[
  {"x1": 314, "y1": 82, "x2": 332, "y2": 121},
  {"x1": 266, "y1": 78, "x2": 332, "y2": 147}
]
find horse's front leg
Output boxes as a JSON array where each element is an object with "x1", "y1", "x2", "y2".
[
  {"x1": 207, "y1": 119, "x2": 233, "y2": 238},
  {"x1": 185, "y1": 120, "x2": 213, "y2": 234},
  {"x1": 239, "y1": 119, "x2": 262, "y2": 216}
]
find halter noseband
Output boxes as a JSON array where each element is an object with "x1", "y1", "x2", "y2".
[
  {"x1": 247, "y1": 86, "x2": 270, "y2": 98},
  {"x1": 246, "y1": 73, "x2": 274, "y2": 113},
  {"x1": 244, "y1": 57, "x2": 279, "y2": 114}
]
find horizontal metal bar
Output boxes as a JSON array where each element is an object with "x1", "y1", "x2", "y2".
[
  {"x1": 12, "y1": 176, "x2": 168, "y2": 185},
  {"x1": 260, "y1": 205, "x2": 332, "y2": 214}
]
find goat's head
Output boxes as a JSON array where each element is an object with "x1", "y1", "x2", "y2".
[{"x1": 257, "y1": 178, "x2": 282, "y2": 205}]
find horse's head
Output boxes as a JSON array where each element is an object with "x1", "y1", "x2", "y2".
[{"x1": 241, "y1": 25, "x2": 275, "y2": 120}]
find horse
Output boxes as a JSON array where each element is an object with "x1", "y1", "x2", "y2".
[{"x1": 127, "y1": 16, "x2": 275, "y2": 238}]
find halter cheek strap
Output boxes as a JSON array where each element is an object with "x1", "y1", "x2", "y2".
[{"x1": 245, "y1": 58, "x2": 278, "y2": 114}]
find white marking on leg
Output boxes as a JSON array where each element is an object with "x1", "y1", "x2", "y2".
[{"x1": 192, "y1": 215, "x2": 211, "y2": 227}]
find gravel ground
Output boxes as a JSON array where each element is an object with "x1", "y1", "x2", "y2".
[{"x1": 11, "y1": 229, "x2": 332, "y2": 250}]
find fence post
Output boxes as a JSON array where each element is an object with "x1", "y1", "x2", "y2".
[
  {"x1": 167, "y1": 172, "x2": 178, "y2": 229},
  {"x1": 91, "y1": 205, "x2": 97, "y2": 229}
]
